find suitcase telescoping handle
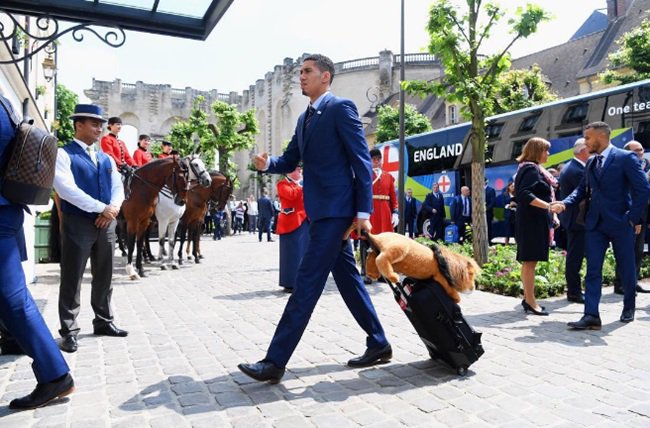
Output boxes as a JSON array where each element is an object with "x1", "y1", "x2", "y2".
[{"x1": 359, "y1": 229, "x2": 411, "y2": 310}]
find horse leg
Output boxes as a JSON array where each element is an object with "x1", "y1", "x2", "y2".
[
  {"x1": 136, "y1": 233, "x2": 146, "y2": 278},
  {"x1": 177, "y1": 224, "x2": 185, "y2": 265},
  {"x1": 125, "y1": 232, "x2": 140, "y2": 280},
  {"x1": 195, "y1": 227, "x2": 202, "y2": 262},
  {"x1": 167, "y1": 222, "x2": 179, "y2": 270},
  {"x1": 158, "y1": 230, "x2": 167, "y2": 271}
]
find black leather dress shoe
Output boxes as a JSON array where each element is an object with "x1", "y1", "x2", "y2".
[
  {"x1": 620, "y1": 308, "x2": 635, "y2": 323},
  {"x1": 613, "y1": 285, "x2": 625, "y2": 295},
  {"x1": 282, "y1": 287, "x2": 293, "y2": 294},
  {"x1": 347, "y1": 344, "x2": 392, "y2": 367},
  {"x1": 567, "y1": 293, "x2": 585, "y2": 304},
  {"x1": 9, "y1": 373, "x2": 74, "y2": 410},
  {"x1": 237, "y1": 360, "x2": 285, "y2": 384},
  {"x1": 93, "y1": 323, "x2": 128, "y2": 337},
  {"x1": 636, "y1": 284, "x2": 650, "y2": 293},
  {"x1": 59, "y1": 336, "x2": 78, "y2": 353},
  {"x1": 363, "y1": 276, "x2": 373, "y2": 285},
  {"x1": 567, "y1": 314, "x2": 602, "y2": 330}
]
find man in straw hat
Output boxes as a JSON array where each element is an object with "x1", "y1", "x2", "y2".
[{"x1": 53, "y1": 104, "x2": 128, "y2": 355}]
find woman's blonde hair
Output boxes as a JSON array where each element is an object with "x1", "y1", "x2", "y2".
[{"x1": 516, "y1": 137, "x2": 551, "y2": 163}]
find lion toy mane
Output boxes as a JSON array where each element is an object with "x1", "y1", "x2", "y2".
[{"x1": 364, "y1": 232, "x2": 480, "y2": 303}]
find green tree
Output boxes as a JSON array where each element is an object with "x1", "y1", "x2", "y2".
[
  {"x1": 54, "y1": 84, "x2": 78, "y2": 145},
  {"x1": 376, "y1": 103, "x2": 432, "y2": 143},
  {"x1": 601, "y1": 18, "x2": 650, "y2": 85},
  {"x1": 493, "y1": 64, "x2": 557, "y2": 114},
  {"x1": 403, "y1": 0, "x2": 549, "y2": 266},
  {"x1": 167, "y1": 97, "x2": 259, "y2": 186}
]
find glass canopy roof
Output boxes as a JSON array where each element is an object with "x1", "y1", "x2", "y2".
[{"x1": 1, "y1": 0, "x2": 234, "y2": 40}]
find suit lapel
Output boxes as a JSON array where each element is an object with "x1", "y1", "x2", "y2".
[
  {"x1": 600, "y1": 148, "x2": 616, "y2": 177},
  {"x1": 303, "y1": 93, "x2": 332, "y2": 146}
]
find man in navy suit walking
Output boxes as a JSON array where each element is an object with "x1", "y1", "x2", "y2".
[
  {"x1": 452, "y1": 186, "x2": 472, "y2": 242},
  {"x1": 403, "y1": 188, "x2": 417, "y2": 238},
  {"x1": 553, "y1": 122, "x2": 650, "y2": 328},
  {"x1": 558, "y1": 139, "x2": 590, "y2": 304},
  {"x1": 238, "y1": 54, "x2": 391, "y2": 383},
  {"x1": 0, "y1": 95, "x2": 73, "y2": 409}
]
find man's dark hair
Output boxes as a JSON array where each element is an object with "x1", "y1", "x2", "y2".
[
  {"x1": 585, "y1": 121, "x2": 611, "y2": 137},
  {"x1": 161, "y1": 140, "x2": 172, "y2": 146},
  {"x1": 369, "y1": 148, "x2": 382, "y2": 159},
  {"x1": 304, "y1": 54, "x2": 335, "y2": 83},
  {"x1": 139, "y1": 134, "x2": 150, "y2": 141},
  {"x1": 108, "y1": 116, "x2": 122, "y2": 125}
]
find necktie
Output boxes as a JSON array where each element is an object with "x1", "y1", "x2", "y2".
[
  {"x1": 304, "y1": 106, "x2": 315, "y2": 130},
  {"x1": 595, "y1": 154, "x2": 603, "y2": 172},
  {"x1": 86, "y1": 145, "x2": 97, "y2": 166}
]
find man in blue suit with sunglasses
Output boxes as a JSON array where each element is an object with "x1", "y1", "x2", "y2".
[{"x1": 238, "y1": 54, "x2": 391, "y2": 383}]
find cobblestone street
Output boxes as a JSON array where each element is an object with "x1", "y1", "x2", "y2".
[{"x1": 2, "y1": 232, "x2": 650, "y2": 427}]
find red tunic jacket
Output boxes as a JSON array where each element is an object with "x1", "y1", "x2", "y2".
[
  {"x1": 276, "y1": 178, "x2": 307, "y2": 235},
  {"x1": 100, "y1": 133, "x2": 135, "y2": 167},
  {"x1": 133, "y1": 147, "x2": 153, "y2": 166},
  {"x1": 370, "y1": 169, "x2": 398, "y2": 233}
]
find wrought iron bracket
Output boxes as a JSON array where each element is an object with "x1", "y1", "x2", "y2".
[{"x1": 0, "y1": 9, "x2": 126, "y2": 64}]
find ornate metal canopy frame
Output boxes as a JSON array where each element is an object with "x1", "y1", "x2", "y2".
[{"x1": 0, "y1": 10, "x2": 125, "y2": 64}]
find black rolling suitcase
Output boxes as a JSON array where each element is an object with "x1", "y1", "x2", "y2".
[{"x1": 388, "y1": 277, "x2": 484, "y2": 375}]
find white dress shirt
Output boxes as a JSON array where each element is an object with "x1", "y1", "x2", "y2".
[{"x1": 53, "y1": 139, "x2": 125, "y2": 213}]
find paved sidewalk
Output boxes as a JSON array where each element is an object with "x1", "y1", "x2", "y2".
[{"x1": 2, "y1": 233, "x2": 650, "y2": 427}]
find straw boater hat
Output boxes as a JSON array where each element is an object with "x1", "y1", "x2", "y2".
[{"x1": 69, "y1": 104, "x2": 107, "y2": 122}]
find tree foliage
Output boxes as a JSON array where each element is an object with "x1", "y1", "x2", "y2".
[
  {"x1": 54, "y1": 84, "x2": 78, "y2": 146},
  {"x1": 602, "y1": 18, "x2": 650, "y2": 85},
  {"x1": 403, "y1": 0, "x2": 550, "y2": 266},
  {"x1": 167, "y1": 96, "x2": 259, "y2": 186},
  {"x1": 493, "y1": 64, "x2": 557, "y2": 114},
  {"x1": 376, "y1": 104, "x2": 432, "y2": 143}
]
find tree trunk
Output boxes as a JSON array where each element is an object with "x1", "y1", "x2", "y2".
[{"x1": 469, "y1": 113, "x2": 489, "y2": 267}]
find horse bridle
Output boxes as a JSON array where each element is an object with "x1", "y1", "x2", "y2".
[
  {"x1": 210, "y1": 174, "x2": 233, "y2": 208},
  {"x1": 132, "y1": 159, "x2": 189, "y2": 200}
]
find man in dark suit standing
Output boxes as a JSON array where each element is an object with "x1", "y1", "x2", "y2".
[
  {"x1": 452, "y1": 186, "x2": 472, "y2": 243},
  {"x1": 53, "y1": 104, "x2": 128, "y2": 354},
  {"x1": 485, "y1": 179, "x2": 496, "y2": 243},
  {"x1": 558, "y1": 139, "x2": 590, "y2": 303},
  {"x1": 257, "y1": 190, "x2": 275, "y2": 242},
  {"x1": 553, "y1": 122, "x2": 650, "y2": 329},
  {"x1": 0, "y1": 95, "x2": 73, "y2": 409},
  {"x1": 239, "y1": 54, "x2": 391, "y2": 383},
  {"x1": 422, "y1": 183, "x2": 445, "y2": 240},
  {"x1": 613, "y1": 140, "x2": 650, "y2": 295},
  {"x1": 403, "y1": 188, "x2": 417, "y2": 238}
]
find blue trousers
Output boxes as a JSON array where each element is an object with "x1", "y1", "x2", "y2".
[
  {"x1": 565, "y1": 228, "x2": 586, "y2": 295},
  {"x1": 584, "y1": 222, "x2": 636, "y2": 316},
  {"x1": 265, "y1": 217, "x2": 388, "y2": 368},
  {"x1": 0, "y1": 205, "x2": 68, "y2": 383}
]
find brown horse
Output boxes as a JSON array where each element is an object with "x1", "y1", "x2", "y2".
[
  {"x1": 177, "y1": 171, "x2": 232, "y2": 264},
  {"x1": 121, "y1": 156, "x2": 188, "y2": 279}
]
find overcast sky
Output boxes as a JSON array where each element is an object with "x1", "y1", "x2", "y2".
[{"x1": 57, "y1": 0, "x2": 607, "y2": 101}]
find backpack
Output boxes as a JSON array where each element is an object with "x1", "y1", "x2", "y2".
[{"x1": 0, "y1": 96, "x2": 58, "y2": 205}]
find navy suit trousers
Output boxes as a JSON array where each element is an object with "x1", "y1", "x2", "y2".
[
  {"x1": 585, "y1": 223, "x2": 636, "y2": 316},
  {"x1": 265, "y1": 217, "x2": 388, "y2": 367},
  {"x1": 0, "y1": 205, "x2": 69, "y2": 383},
  {"x1": 565, "y1": 228, "x2": 586, "y2": 295}
]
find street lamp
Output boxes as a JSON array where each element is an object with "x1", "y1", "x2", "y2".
[{"x1": 42, "y1": 54, "x2": 56, "y2": 82}]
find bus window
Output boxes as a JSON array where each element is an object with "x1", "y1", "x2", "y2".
[
  {"x1": 637, "y1": 121, "x2": 650, "y2": 149},
  {"x1": 486, "y1": 122, "x2": 504, "y2": 140},
  {"x1": 562, "y1": 102, "x2": 589, "y2": 124},
  {"x1": 518, "y1": 112, "x2": 541, "y2": 133},
  {"x1": 511, "y1": 139, "x2": 527, "y2": 159},
  {"x1": 486, "y1": 143, "x2": 496, "y2": 161}
]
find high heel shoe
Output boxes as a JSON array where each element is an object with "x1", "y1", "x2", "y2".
[{"x1": 521, "y1": 300, "x2": 549, "y2": 316}]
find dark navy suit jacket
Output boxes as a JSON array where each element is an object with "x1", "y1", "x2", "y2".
[
  {"x1": 485, "y1": 186, "x2": 496, "y2": 214},
  {"x1": 257, "y1": 195, "x2": 274, "y2": 221},
  {"x1": 422, "y1": 191, "x2": 445, "y2": 220},
  {"x1": 451, "y1": 195, "x2": 471, "y2": 223},
  {"x1": 558, "y1": 158, "x2": 585, "y2": 231},
  {"x1": 267, "y1": 93, "x2": 372, "y2": 220},
  {"x1": 564, "y1": 147, "x2": 650, "y2": 230},
  {"x1": 404, "y1": 196, "x2": 417, "y2": 222}
]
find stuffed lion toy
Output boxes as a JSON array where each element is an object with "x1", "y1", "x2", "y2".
[{"x1": 364, "y1": 232, "x2": 480, "y2": 303}]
